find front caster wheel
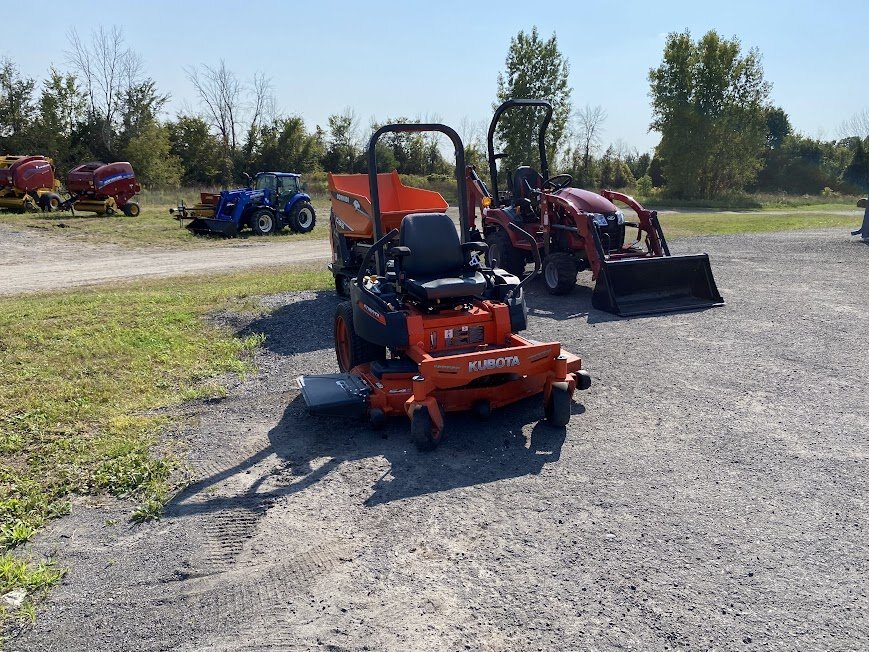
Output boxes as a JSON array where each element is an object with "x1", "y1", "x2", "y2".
[
  {"x1": 411, "y1": 405, "x2": 444, "y2": 451},
  {"x1": 544, "y1": 381, "x2": 572, "y2": 427}
]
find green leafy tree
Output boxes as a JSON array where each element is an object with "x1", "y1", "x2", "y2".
[
  {"x1": 167, "y1": 115, "x2": 222, "y2": 185},
  {"x1": 123, "y1": 121, "x2": 182, "y2": 187},
  {"x1": 0, "y1": 58, "x2": 37, "y2": 153},
  {"x1": 495, "y1": 27, "x2": 571, "y2": 173},
  {"x1": 33, "y1": 68, "x2": 88, "y2": 170},
  {"x1": 649, "y1": 30, "x2": 770, "y2": 198},
  {"x1": 247, "y1": 116, "x2": 323, "y2": 173},
  {"x1": 842, "y1": 138, "x2": 869, "y2": 192},
  {"x1": 322, "y1": 110, "x2": 361, "y2": 173}
]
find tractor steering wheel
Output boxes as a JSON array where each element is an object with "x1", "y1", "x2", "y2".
[{"x1": 543, "y1": 174, "x2": 573, "y2": 191}]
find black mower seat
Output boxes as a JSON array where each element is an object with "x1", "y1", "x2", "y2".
[{"x1": 399, "y1": 212, "x2": 486, "y2": 301}]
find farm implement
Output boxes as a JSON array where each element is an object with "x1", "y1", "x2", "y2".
[
  {"x1": 171, "y1": 172, "x2": 315, "y2": 236},
  {"x1": 0, "y1": 155, "x2": 62, "y2": 212},
  {"x1": 299, "y1": 123, "x2": 591, "y2": 450},
  {"x1": 327, "y1": 170, "x2": 452, "y2": 295},
  {"x1": 473, "y1": 99, "x2": 723, "y2": 317},
  {"x1": 61, "y1": 161, "x2": 141, "y2": 216}
]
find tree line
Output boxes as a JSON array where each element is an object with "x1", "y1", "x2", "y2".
[{"x1": 0, "y1": 26, "x2": 867, "y2": 198}]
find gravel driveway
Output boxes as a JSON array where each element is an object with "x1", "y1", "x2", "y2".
[
  {"x1": 10, "y1": 229, "x2": 869, "y2": 651},
  {"x1": 0, "y1": 224, "x2": 330, "y2": 295}
]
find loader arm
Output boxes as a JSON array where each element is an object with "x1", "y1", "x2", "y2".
[{"x1": 599, "y1": 189, "x2": 666, "y2": 257}]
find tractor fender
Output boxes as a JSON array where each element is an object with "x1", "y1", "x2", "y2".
[{"x1": 283, "y1": 192, "x2": 312, "y2": 215}]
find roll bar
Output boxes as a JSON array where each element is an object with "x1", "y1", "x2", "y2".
[
  {"x1": 486, "y1": 99, "x2": 554, "y2": 208},
  {"x1": 367, "y1": 123, "x2": 469, "y2": 275}
]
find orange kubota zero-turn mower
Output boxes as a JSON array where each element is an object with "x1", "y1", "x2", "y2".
[
  {"x1": 468, "y1": 99, "x2": 724, "y2": 317},
  {"x1": 299, "y1": 123, "x2": 591, "y2": 450}
]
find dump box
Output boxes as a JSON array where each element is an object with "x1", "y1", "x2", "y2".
[{"x1": 328, "y1": 171, "x2": 448, "y2": 240}]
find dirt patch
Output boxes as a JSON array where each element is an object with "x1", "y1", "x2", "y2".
[{"x1": 8, "y1": 230, "x2": 869, "y2": 651}]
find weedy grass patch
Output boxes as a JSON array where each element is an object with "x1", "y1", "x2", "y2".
[{"x1": 0, "y1": 265, "x2": 331, "y2": 625}]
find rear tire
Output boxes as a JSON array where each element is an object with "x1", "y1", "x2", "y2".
[
  {"x1": 289, "y1": 201, "x2": 316, "y2": 233},
  {"x1": 251, "y1": 209, "x2": 276, "y2": 235},
  {"x1": 544, "y1": 381, "x2": 571, "y2": 427},
  {"x1": 542, "y1": 252, "x2": 578, "y2": 295},
  {"x1": 122, "y1": 201, "x2": 140, "y2": 217},
  {"x1": 411, "y1": 405, "x2": 444, "y2": 451},
  {"x1": 485, "y1": 229, "x2": 526, "y2": 276},
  {"x1": 334, "y1": 301, "x2": 385, "y2": 372}
]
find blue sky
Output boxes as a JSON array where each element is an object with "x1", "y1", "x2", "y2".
[{"x1": 7, "y1": 0, "x2": 868, "y2": 154}]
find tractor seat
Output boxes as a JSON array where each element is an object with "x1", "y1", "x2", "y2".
[
  {"x1": 398, "y1": 213, "x2": 485, "y2": 302},
  {"x1": 513, "y1": 166, "x2": 543, "y2": 219}
]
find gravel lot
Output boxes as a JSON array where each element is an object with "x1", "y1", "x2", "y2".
[{"x1": 9, "y1": 230, "x2": 869, "y2": 651}]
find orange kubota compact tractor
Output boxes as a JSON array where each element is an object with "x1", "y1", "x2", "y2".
[
  {"x1": 467, "y1": 99, "x2": 724, "y2": 317},
  {"x1": 299, "y1": 123, "x2": 591, "y2": 450}
]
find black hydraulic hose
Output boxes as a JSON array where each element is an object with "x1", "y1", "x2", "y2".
[{"x1": 506, "y1": 222, "x2": 541, "y2": 298}]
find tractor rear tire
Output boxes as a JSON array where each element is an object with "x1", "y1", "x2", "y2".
[
  {"x1": 544, "y1": 381, "x2": 572, "y2": 427},
  {"x1": 251, "y1": 209, "x2": 277, "y2": 235},
  {"x1": 122, "y1": 201, "x2": 140, "y2": 217},
  {"x1": 486, "y1": 229, "x2": 526, "y2": 277},
  {"x1": 289, "y1": 201, "x2": 316, "y2": 233},
  {"x1": 40, "y1": 193, "x2": 62, "y2": 212},
  {"x1": 411, "y1": 404, "x2": 445, "y2": 451},
  {"x1": 542, "y1": 252, "x2": 578, "y2": 295},
  {"x1": 334, "y1": 301, "x2": 385, "y2": 372}
]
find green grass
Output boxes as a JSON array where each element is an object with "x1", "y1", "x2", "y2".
[
  {"x1": 0, "y1": 265, "x2": 331, "y2": 625},
  {"x1": 657, "y1": 210, "x2": 860, "y2": 239}
]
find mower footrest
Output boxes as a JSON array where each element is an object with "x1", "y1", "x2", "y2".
[{"x1": 297, "y1": 373, "x2": 370, "y2": 417}]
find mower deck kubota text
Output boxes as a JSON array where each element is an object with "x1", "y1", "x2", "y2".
[
  {"x1": 469, "y1": 99, "x2": 723, "y2": 317},
  {"x1": 299, "y1": 123, "x2": 591, "y2": 450}
]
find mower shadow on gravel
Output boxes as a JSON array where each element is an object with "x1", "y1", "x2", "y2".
[
  {"x1": 239, "y1": 291, "x2": 342, "y2": 356},
  {"x1": 167, "y1": 392, "x2": 583, "y2": 518}
]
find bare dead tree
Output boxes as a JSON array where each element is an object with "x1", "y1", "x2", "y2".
[
  {"x1": 839, "y1": 108, "x2": 869, "y2": 139},
  {"x1": 575, "y1": 104, "x2": 607, "y2": 173},
  {"x1": 185, "y1": 60, "x2": 242, "y2": 152},
  {"x1": 66, "y1": 25, "x2": 142, "y2": 154},
  {"x1": 249, "y1": 72, "x2": 273, "y2": 131}
]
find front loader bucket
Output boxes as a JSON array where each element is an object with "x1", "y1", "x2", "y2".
[
  {"x1": 185, "y1": 218, "x2": 239, "y2": 237},
  {"x1": 592, "y1": 254, "x2": 724, "y2": 317}
]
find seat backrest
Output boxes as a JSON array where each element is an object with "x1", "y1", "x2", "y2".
[
  {"x1": 513, "y1": 166, "x2": 543, "y2": 203},
  {"x1": 399, "y1": 212, "x2": 464, "y2": 277}
]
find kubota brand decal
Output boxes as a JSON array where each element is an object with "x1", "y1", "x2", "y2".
[
  {"x1": 332, "y1": 192, "x2": 368, "y2": 217},
  {"x1": 468, "y1": 355, "x2": 520, "y2": 373},
  {"x1": 357, "y1": 301, "x2": 386, "y2": 325}
]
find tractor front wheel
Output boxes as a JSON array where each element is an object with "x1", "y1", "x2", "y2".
[
  {"x1": 122, "y1": 201, "x2": 141, "y2": 217},
  {"x1": 334, "y1": 301, "x2": 385, "y2": 372},
  {"x1": 289, "y1": 201, "x2": 316, "y2": 233},
  {"x1": 251, "y1": 209, "x2": 277, "y2": 235},
  {"x1": 486, "y1": 229, "x2": 526, "y2": 277},
  {"x1": 542, "y1": 252, "x2": 578, "y2": 295}
]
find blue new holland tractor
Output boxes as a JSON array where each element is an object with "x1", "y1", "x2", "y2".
[{"x1": 171, "y1": 172, "x2": 316, "y2": 236}]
